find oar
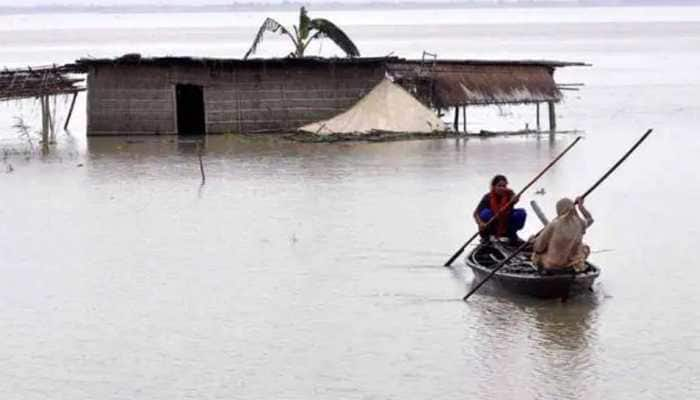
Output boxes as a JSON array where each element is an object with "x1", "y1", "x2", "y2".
[
  {"x1": 443, "y1": 136, "x2": 582, "y2": 267},
  {"x1": 463, "y1": 128, "x2": 654, "y2": 301}
]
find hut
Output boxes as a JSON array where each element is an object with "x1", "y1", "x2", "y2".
[
  {"x1": 69, "y1": 54, "x2": 584, "y2": 136},
  {"x1": 387, "y1": 59, "x2": 587, "y2": 133}
]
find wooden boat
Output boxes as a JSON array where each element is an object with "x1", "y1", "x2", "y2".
[{"x1": 465, "y1": 241, "x2": 600, "y2": 299}]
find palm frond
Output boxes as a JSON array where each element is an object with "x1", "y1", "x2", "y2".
[
  {"x1": 308, "y1": 18, "x2": 360, "y2": 57},
  {"x1": 243, "y1": 17, "x2": 298, "y2": 59},
  {"x1": 298, "y1": 7, "x2": 311, "y2": 41}
]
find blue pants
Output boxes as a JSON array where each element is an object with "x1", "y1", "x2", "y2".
[{"x1": 479, "y1": 208, "x2": 527, "y2": 238}]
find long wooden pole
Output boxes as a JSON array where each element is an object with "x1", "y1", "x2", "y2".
[
  {"x1": 463, "y1": 128, "x2": 654, "y2": 301},
  {"x1": 444, "y1": 136, "x2": 582, "y2": 267},
  {"x1": 580, "y1": 129, "x2": 654, "y2": 199}
]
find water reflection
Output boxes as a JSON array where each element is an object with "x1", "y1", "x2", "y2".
[
  {"x1": 86, "y1": 136, "x2": 177, "y2": 157},
  {"x1": 175, "y1": 135, "x2": 206, "y2": 155},
  {"x1": 526, "y1": 298, "x2": 600, "y2": 399},
  {"x1": 465, "y1": 295, "x2": 599, "y2": 399}
]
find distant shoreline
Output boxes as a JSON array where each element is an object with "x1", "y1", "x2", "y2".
[{"x1": 1, "y1": 1, "x2": 699, "y2": 15}]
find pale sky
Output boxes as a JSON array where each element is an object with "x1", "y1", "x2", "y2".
[
  {"x1": 0, "y1": 0, "x2": 584, "y2": 6},
  {"x1": 0, "y1": 0, "x2": 686, "y2": 7},
  {"x1": 0, "y1": 0, "x2": 232, "y2": 5}
]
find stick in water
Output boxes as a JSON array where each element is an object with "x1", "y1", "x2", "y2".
[
  {"x1": 463, "y1": 128, "x2": 654, "y2": 301},
  {"x1": 444, "y1": 136, "x2": 582, "y2": 267},
  {"x1": 197, "y1": 142, "x2": 206, "y2": 185}
]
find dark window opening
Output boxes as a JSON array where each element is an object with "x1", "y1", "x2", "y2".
[{"x1": 176, "y1": 84, "x2": 206, "y2": 135}]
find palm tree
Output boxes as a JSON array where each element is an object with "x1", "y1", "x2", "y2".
[{"x1": 243, "y1": 7, "x2": 360, "y2": 59}]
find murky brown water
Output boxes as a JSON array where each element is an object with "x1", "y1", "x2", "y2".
[{"x1": 2, "y1": 6, "x2": 700, "y2": 399}]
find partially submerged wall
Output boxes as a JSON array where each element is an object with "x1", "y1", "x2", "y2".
[
  {"x1": 87, "y1": 65, "x2": 174, "y2": 135},
  {"x1": 206, "y1": 63, "x2": 383, "y2": 133},
  {"x1": 86, "y1": 60, "x2": 384, "y2": 135}
]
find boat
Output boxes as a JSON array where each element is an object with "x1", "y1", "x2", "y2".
[{"x1": 465, "y1": 240, "x2": 600, "y2": 299}]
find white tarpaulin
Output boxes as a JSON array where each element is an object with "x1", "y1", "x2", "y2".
[{"x1": 300, "y1": 78, "x2": 445, "y2": 135}]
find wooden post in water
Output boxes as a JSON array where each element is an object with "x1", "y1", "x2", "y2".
[
  {"x1": 462, "y1": 106, "x2": 467, "y2": 134},
  {"x1": 48, "y1": 96, "x2": 56, "y2": 143},
  {"x1": 197, "y1": 141, "x2": 206, "y2": 185},
  {"x1": 64, "y1": 92, "x2": 78, "y2": 130},
  {"x1": 548, "y1": 101, "x2": 556, "y2": 133},
  {"x1": 40, "y1": 95, "x2": 49, "y2": 144},
  {"x1": 39, "y1": 95, "x2": 50, "y2": 154},
  {"x1": 536, "y1": 103, "x2": 541, "y2": 131},
  {"x1": 453, "y1": 106, "x2": 459, "y2": 132}
]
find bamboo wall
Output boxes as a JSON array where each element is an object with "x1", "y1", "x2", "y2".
[{"x1": 86, "y1": 62, "x2": 384, "y2": 135}]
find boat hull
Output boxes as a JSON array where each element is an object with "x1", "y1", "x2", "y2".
[{"x1": 466, "y1": 243, "x2": 600, "y2": 299}]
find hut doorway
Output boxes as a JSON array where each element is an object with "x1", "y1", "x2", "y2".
[{"x1": 176, "y1": 84, "x2": 205, "y2": 135}]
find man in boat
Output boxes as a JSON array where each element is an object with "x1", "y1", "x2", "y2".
[
  {"x1": 473, "y1": 175, "x2": 527, "y2": 245},
  {"x1": 531, "y1": 196, "x2": 594, "y2": 273}
]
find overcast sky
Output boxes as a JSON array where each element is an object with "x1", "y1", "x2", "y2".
[
  {"x1": 1, "y1": 0, "x2": 263, "y2": 5},
  {"x1": 0, "y1": 0, "x2": 591, "y2": 6},
  {"x1": 0, "y1": 0, "x2": 689, "y2": 7},
  {"x1": 1, "y1": 0, "x2": 228, "y2": 5}
]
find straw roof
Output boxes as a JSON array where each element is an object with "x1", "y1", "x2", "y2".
[
  {"x1": 389, "y1": 60, "x2": 584, "y2": 107},
  {"x1": 0, "y1": 65, "x2": 83, "y2": 101},
  {"x1": 434, "y1": 64, "x2": 561, "y2": 106},
  {"x1": 68, "y1": 54, "x2": 397, "y2": 72}
]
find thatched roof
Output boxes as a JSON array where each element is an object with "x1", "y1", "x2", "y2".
[
  {"x1": 388, "y1": 60, "x2": 587, "y2": 107},
  {"x1": 0, "y1": 65, "x2": 83, "y2": 101},
  {"x1": 433, "y1": 63, "x2": 561, "y2": 106},
  {"x1": 66, "y1": 54, "x2": 397, "y2": 73}
]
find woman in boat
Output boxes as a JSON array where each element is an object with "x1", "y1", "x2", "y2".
[
  {"x1": 473, "y1": 175, "x2": 527, "y2": 245},
  {"x1": 531, "y1": 196, "x2": 594, "y2": 272}
]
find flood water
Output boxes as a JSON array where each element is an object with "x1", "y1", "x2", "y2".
[{"x1": 1, "y1": 5, "x2": 700, "y2": 399}]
